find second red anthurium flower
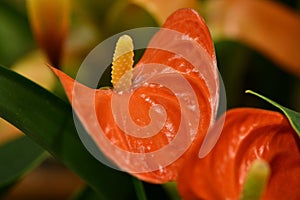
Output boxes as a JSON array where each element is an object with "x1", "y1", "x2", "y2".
[{"x1": 178, "y1": 108, "x2": 300, "y2": 199}]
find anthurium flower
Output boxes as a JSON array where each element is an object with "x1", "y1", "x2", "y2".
[
  {"x1": 27, "y1": 0, "x2": 70, "y2": 67},
  {"x1": 51, "y1": 8, "x2": 219, "y2": 183},
  {"x1": 178, "y1": 108, "x2": 300, "y2": 199}
]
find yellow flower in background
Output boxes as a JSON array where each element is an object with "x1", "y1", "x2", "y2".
[{"x1": 27, "y1": 0, "x2": 70, "y2": 67}]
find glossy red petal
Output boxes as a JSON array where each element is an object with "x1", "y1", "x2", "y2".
[
  {"x1": 51, "y1": 9, "x2": 217, "y2": 183},
  {"x1": 177, "y1": 108, "x2": 300, "y2": 199},
  {"x1": 139, "y1": 8, "x2": 216, "y2": 62},
  {"x1": 137, "y1": 8, "x2": 219, "y2": 121}
]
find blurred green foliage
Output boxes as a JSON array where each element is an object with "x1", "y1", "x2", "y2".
[{"x1": 0, "y1": 1, "x2": 35, "y2": 67}]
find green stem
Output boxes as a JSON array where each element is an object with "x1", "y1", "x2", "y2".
[{"x1": 132, "y1": 177, "x2": 147, "y2": 200}]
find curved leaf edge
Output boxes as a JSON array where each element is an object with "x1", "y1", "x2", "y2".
[{"x1": 246, "y1": 90, "x2": 300, "y2": 137}]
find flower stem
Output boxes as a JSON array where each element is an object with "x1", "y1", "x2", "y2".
[{"x1": 132, "y1": 177, "x2": 148, "y2": 200}]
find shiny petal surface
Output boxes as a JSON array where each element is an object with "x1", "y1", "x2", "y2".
[
  {"x1": 178, "y1": 108, "x2": 300, "y2": 199},
  {"x1": 52, "y1": 9, "x2": 218, "y2": 183}
]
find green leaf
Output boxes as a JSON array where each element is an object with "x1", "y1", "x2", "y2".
[
  {"x1": 0, "y1": 65, "x2": 136, "y2": 199},
  {"x1": 246, "y1": 90, "x2": 300, "y2": 137},
  {"x1": 0, "y1": 137, "x2": 45, "y2": 186},
  {"x1": 0, "y1": 136, "x2": 46, "y2": 197}
]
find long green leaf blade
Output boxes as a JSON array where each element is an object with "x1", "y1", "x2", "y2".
[{"x1": 0, "y1": 65, "x2": 135, "y2": 199}]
